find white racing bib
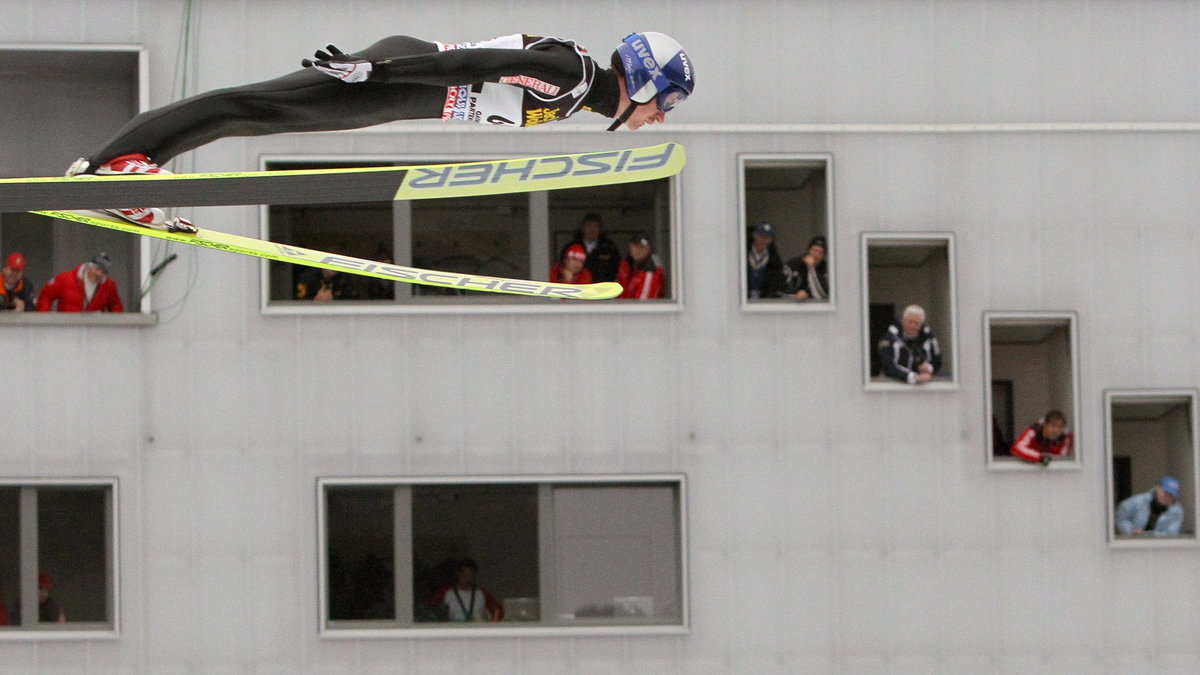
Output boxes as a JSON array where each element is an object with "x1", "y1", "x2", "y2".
[{"x1": 435, "y1": 34, "x2": 594, "y2": 127}]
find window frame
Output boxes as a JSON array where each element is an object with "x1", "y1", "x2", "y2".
[
  {"x1": 316, "y1": 473, "x2": 689, "y2": 639},
  {"x1": 983, "y1": 311, "x2": 1082, "y2": 471},
  {"x1": 1104, "y1": 389, "x2": 1200, "y2": 549},
  {"x1": 257, "y1": 154, "x2": 683, "y2": 315},
  {"x1": 860, "y1": 232, "x2": 959, "y2": 391},
  {"x1": 0, "y1": 42, "x2": 155, "y2": 318},
  {"x1": 0, "y1": 477, "x2": 120, "y2": 640},
  {"x1": 737, "y1": 153, "x2": 836, "y2": 313}
]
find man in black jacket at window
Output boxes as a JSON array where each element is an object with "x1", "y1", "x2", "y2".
[
  {"x1": 878, "y1": 304, "x2": 942, "y2": 384},
  {"x1": 562, "y1": 213, "x2": 622, "y2": 283}
]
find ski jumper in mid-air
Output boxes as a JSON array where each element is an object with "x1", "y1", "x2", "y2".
[{"x1": 65, "y1": 31, "x2": 695, "y2": 233}]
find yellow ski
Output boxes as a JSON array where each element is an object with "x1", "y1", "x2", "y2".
[
  {"x1": 2, "y1": 143, "x2": 685, "y2": 211},
  {"x1": 32, "y1": 210, "x2": 623, "y2": 300}
]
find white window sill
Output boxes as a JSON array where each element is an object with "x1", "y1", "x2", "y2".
[
  {"x1": 262, "y1": 298, "x2": 682, "y2": 316},
  {"x1": 742, "y1": 299, "x2": 836, "y2": 313},
  {"x1": 0, "y1": 313, "x2": 156, "y2": 326},
  {"x1": 987, "y1": 457, "x2": 1082, "y2": 472},
  {"x1": 1108, "y1": 534, "x2": 1199, "y2": 549},
  {"x1": 0, "y1": 626, "x2": 117, "y2": 641},
  {"x1": 321, "y1": 623, "x2": 688, "y2": 639},
  {"x1": 864, "y1": 377, "x2": 958, "y2": 392}
]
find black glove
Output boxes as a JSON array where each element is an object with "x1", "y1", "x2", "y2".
[{"x1": 301, "y1": 44, "x2": 373, "y2": 83}]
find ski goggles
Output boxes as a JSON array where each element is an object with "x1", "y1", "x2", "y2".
[{"x1": 657, "y1": 84, "x2": 689, "y2": 112}]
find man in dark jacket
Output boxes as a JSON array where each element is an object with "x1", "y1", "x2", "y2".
[
  {"x1": 878, "y1": 304, "x2": 941, "y2": 384},
  {"x1": 747, "y1": 222, "x2": 785, "y2": 299},
  {"x1": 562, "y1": 213, "x2": 622, "y2": 283},
  {"x1": 0, "y1": 252, "x2": 34, "y2": 311},
  {"x1": 295, "y1": 267, "x2": 364, "y2": 301},
  {"x1": 783, "y1": 235, "x2": 829, "y2": 301}
]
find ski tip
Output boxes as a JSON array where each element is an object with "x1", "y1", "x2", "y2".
[{"x1": 583, "y1": 282, "x2": 624, "y2": 300}]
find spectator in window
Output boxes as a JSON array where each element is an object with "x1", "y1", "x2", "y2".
[
  {"x1": 38, "y1": 572, "x2": 65, "y2": 623},
  {"x1": 617, "y1": 233, "x2": 664, "y2": 299},
  {"x1": 783, "y1": 235, "x2": 829, "y2": 301},
  {"x1": 1116, "y1": 477, "x2": 1185, "y2": 537},
  {"x1": 427, "y1": 558, "x2": 504, "y2": 622},
  {"x1": 362, "y1": 243, "x2": 396, "y2": 300},
  {"x1": 878, "y1": 304, "x2": 941, "y2": 384},
  {"x1": 562, "y1": 213, "x2": 621, "y2": 283},
  {"x1": 549, "y1": 244, "x2": 593, "y2": 285},
  {"x1": 1011, "y1": 410, "x2": 1073, "y2": 465},
  {"x1": 0, "y1": 252, "x2": 34, "y2": 311},
  {"x1": 37, "y1": 253, "x2": 123, "y2": 313},
  {"x1": 746, "y1": 221, "x2": 785, "y2": 299},
  {"x1": 295, "y1": 267, "x2": 364, "y2": 301}
]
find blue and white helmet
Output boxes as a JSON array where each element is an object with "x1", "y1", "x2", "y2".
[{"x1": 614, "y1": 32, "x2": 694, "y2": 112}]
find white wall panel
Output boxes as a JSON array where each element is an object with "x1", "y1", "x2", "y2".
[
  {"x1": 937, "y1": 548, "x2": 999, "y2": 658},
  {"x1": 142, "y1": 553, "x2": 196, "y2": 665},
  {"x1": 517, "y1": 639, "x2": 575, "y2": 675},
  {"x1": 142, "y1": 453, "x2": 193, "y2": 557}
]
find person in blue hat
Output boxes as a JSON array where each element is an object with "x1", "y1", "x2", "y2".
[{"x1": 1115, "y1": 476, "x2": 1185, "y2": 536}]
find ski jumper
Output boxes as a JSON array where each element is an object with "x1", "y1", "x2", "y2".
[{"x1": 85, "y1": 35, "x2": 619, "y2": 168}]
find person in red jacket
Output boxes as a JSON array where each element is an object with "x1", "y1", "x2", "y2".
[
  {"x1": 1011, "y1": 409, "x2": 1073, "y2": 465},
  {"x1": 616, "y1": 232, "x2": 664, "y2": 299},
  {"x1": 549, "y1": 244, "x2": 593, "y2": 285},
  {"x1": 37, "y1": 253, "x2": 124, "y2": 313},
  {"x1": 426, "y1": 558, "x2": 504, "y2": 622}
]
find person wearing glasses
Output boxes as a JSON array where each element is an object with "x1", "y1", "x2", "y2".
[{"x1": 64, "y1": 31, "x2": 695, "y2": 233}]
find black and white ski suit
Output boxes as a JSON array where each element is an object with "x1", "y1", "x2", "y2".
[{"x1": 86, "y1": 34, "x2": 620, "y2": 167}]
